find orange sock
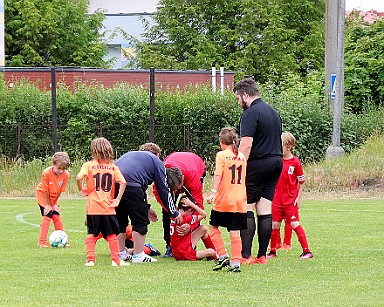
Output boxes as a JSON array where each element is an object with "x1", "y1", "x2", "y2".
[
  {"x1": 52, "y1": 215, "x2": 64, "y2": 231},
  {"x1": 210, "y1": 227, "x2": 227, "y2": 257},
  {"x1": 106, "y1": 235, "x2": 120, "y2": 264},
  {"x1": 230, "y1": 233, "x2": 242, "y2": 263},
  {"x1": 39, "y1": 216, "x2": 51, "y2": 244},
  {"x1": 85, "y1": 236, "x2": 97, "y2": 263}
]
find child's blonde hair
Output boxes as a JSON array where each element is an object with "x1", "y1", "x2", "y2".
[
  {"x1": 219, "y1": 127, "x2": 240, "y2": 155},
  {"x1": 139, "y1": 142, "x2": 161, "y2": 156},
  {"x1": 52, "y1": 152, "x2": 70, "y2": 169},
  {"x1": 282, "y1": 132, "x2": 296, "y2": 149},
  {"x1": 90, "y1": 137, "x2": 114, "y2": 162}
]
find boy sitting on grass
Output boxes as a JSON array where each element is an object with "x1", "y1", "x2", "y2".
[{"x1": 170, "y1": 196, "x2": 217, "y2": 261}]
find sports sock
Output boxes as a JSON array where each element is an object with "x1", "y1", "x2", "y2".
[
  {"x1": 294, "y1": 225, "x2": 310, "y2": 252},
  {"x1": 106, "y1": 234, "x2": 120, "y2": 263},
  {"x1": 202, "y1": 235, "x2": 216, "y2": 250},
  {"x1": 269, "y1": 228, "x2": 280, "y2": 253},
  {"x1": 240, "y1": 211, "x2": 255, "y2": 259},
  {"x1": 38, "y1": 216, "x2": 51, "y2": 244},
  {"x1": 256, "y1": 214, "x2": 272, "y2": 258},
  {"x1": 210, "y1": 227, "x2": 227, "y2": 257},
  {"x1": 85, "y1": 236, "x2": 97, "y2": 263},
  {"x1": 284, "y1": 223, "x2": 293, "y2": 246},
  {"x1": 276, "y1": 230, "x2": 282, "y2": 247},
  {"x1": 230, "y1": 233, "x2": 242, "y2": 264},
  {"x1": 52, "y1": 214, "x2": 64, "y2": 231},
  {"x1": 162, "y1": 208, "x2": 171, "y2": 246}
]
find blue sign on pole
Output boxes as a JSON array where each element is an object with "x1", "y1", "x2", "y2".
[{"x1": 330, "y1": 73, "x2": 336, "y2": 99}]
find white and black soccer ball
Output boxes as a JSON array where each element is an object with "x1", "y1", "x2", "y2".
[{"x1": 49, "y1": 230, "x2": 69, "y2": 248}]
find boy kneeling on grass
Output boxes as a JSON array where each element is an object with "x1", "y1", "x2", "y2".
[{"x1": 170, "y1": 196, "x2": 217, "y2": 261}]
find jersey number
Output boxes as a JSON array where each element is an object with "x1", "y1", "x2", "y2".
[
  {"x1": 229, "y1": 164, "x2": 243, "y2": 184},
  {"x1": 93, "y1": 173, "x2": 113, "y2": 192}
]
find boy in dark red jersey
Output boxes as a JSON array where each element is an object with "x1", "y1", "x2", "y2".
[
  {"x1": 267, "y1": 132, "x2": 313, "y2": 259},
  {"x1": 170, "y1": 196, "x2": 216, "y2": 261},
  {"x1": 36, "y1": 152, "x2": 70, "y2": 248},
  {"x1": 77, "y1": 137, "x2": 129, "y2": 267}
]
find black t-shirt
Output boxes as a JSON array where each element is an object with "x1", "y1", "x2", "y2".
[{"x1": 240, "y1": 98, "x2": 283, "y2": 160}]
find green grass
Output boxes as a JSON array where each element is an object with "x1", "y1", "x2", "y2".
[{"x1": 1, "y1": 197, "x2": 383, "y2": 306}]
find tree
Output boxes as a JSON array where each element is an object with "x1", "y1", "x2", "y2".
[
  {"x1": 344, "y1": 14, "x2": 384, "y2": 112},
  {"x1": 5, "y1": 0, "x2": 109, "y2": 67},
  {"x1": 137, "y1": 0, "x2": 325, "y2": 83}
]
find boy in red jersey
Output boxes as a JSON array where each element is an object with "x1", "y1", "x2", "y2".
[
  {"x1": 36, "y1": 152, "x2": 70, "y2": 248},
  {"x1": 170, "y1": 196, "x2": 216, "y2": 261},
  {"x1": 77, "y1": 137, "x2": 129, "y2": 267},
  {"x1": 206, "y1": 127, "x2": 247, "y2": 272},
  {"x1": 267, "y1": 132, "x2": 313, "y2": 259}
]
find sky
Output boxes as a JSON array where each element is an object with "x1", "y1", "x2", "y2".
[{"x1": 346, "y1": 0, "x2": 384, "y2": 11}]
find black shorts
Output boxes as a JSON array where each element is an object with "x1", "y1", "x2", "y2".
[
  {"x1": 86, "y1": 215, "x2": 120, "y2": 237},
  {"x1": 115, "y1": 185, "x2": 150, "y2": 235},
  {"x1": 246, "y1": 156, "x2": 283, "y2": 203},
  {"x1": 209, "y1": 210, "x2": 247, "y2": 231},
  {"x1": 38, "y1": 205, "x2": 59, "y2": 218}
]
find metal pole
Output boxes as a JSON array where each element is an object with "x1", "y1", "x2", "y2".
[
  {"x1": 51, "y1": 67, "x2": 58, "y2": 154},
  {"x1": 149, "y1": 67, "x2": 155, "y2": 143},
  {"x1": 211, "y1": 65, "x2": 216, "y2": 93},
  {"x1": 220, "y1": 66, "x2": 224, "y2": 95},
  {"x1": 326, "y1": 0, "x2": 345, "y2": 159}
]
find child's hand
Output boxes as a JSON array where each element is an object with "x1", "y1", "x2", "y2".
[
  {"x1": 176, "y1": 224, "x2": 190, "y2": 236},
  {"x1": 43, "y1": 205, "x2": 53, "y2": 215},
  {"x1": 206, "y1": 192, "x2": 216, "y2": 204},
  {"x1": 81, "y1": 188, "x2": 88, "y2": 196},
  {"x1": 148, "y1": 208, "x2": 158, "y2": 222},
  {"x1": 294, "y1": 198, "x2": 301, "y2": 209},
  {"x1": 53, "y1": 205, "x2": 60, "y2": 213},
  {"x1": 110, "y1": 198, "x2": 121, "y2": 207}
]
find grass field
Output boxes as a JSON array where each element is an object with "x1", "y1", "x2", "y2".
[{"x1": 1, "y1": 197, "x2": 383, "y2": 306}]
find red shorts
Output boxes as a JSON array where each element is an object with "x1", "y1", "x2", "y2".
[
  {"x1": 272, "y1": 204, "x2": 300, "y2": 223},
  {"x1": 172, "y1": 244, "x2": 197, "y2": 261}
]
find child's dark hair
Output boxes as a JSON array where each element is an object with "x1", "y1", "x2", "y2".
[
  {"x1": 177, "y1": 195, "x2": 190, "y2": 210},
  {"x1": 219, "y1": 127, "x2": 240, "y2": 155}
]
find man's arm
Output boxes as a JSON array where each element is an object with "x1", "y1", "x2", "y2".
[{"x1": 239, "y1": 136, "x2": 253, "y2": 160}]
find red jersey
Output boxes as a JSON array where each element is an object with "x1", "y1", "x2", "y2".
[
  {"x1": 170, "y1": 212, "x2": 199, "y2": 253},
  {"x1": 154, "y1": 152, "x2": 206, "y2": 209},
  {"x1": 273, "y1": 155, "x2": 305, "y2": 206},
  {"x1": 213, "y1": 149, "x2": 247, "y2": 213},
  {"x1": 76, "y1": 160, "x2": 126, "y2": 215},
  {"x1": 36, "y1": 167, "x2": 70, "y2": 206}
]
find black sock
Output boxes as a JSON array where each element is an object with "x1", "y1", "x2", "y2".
[
  {"x1": 257, "y1": 214, "x2": 272, "y2": 258},
  {"x1": 240, "y1": 211, "x2": 255, "y2": 258}
]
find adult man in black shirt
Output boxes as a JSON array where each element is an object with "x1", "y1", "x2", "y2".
[{"x1": 233, "y1": 78, "x2": 283, "y2": 264}]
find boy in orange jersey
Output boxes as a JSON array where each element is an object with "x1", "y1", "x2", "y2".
[
  {"x1": 206, "y1": 127, "x2": 247, "y2": 273},
  {"x1": 170, "y1": 196, "x2": 216, "y2": 261},
  {"x1": 36, "y1": 152, "x2": 71, "y2": 248},
  {"x1": 77, "y1": 137, "x2": 129, "y2": 267},
  {"x1": 267, "y1": 132, "x2": 313, "y2": 259}
]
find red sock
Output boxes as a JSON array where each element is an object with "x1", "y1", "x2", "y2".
[
  {"x1": 202, "y1": 235, "x2": 216, "y2": 251},
  {"x1": 230, "y1": 233, "x2": 242, "y2": 263},
  {"x1": 210, "y1": 227, "x2": 227, "y2": 257},
  {"x1": 52, "y1": 215, "x2": 64, "y2": 231},
  {"x1": 284, "y1": 223, "x2": 293, "y2": 246},
  {"x1": 85, "y1": 236, "x2": 97, "y2": 263},
  {"x1": 106, "y1": 234, "x2": 120, "y2": 264},
  {"x1": 276, "y1": 230, "x2": 282, "y2": 247},
  {"x1": 294, "y1": 225, "x2": 310, "y2": 252},
  {"x1": 39, "y1": 216, "x2": 51, "y2": 244},
  {"x1": 269, "y1": 228, "x2": 280, "y2": 252}
]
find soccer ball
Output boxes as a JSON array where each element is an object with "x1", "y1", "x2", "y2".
[{"x1": 49, "y1": 230, "x2": 69, "y2": 248}]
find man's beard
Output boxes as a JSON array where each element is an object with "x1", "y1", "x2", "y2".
[{"x1": 241, "y1": 97, "x2": 248, "y2": 111}]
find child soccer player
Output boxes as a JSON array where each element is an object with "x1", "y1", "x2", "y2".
[
  {"x1": 77, "y1": 137, "x2": 129, "y2": 267},
  {"x1": 267, "y1": 132, "x2": 313, "y2": 259},
  {"x1": 206, "y1": 127, "x2": 247, "y2": 272},
  {"x1": 170, "y1": 196, "x2": 216, "y2": 261},
  {"x1": 36, "y1": 152, "x2": 70, "y2": 247}
]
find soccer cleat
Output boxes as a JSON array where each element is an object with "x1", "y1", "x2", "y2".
[
  {"x1": 112, "y1": 260, "x2": 130, "y2": 267},
  {"x1": 163, "y1": 245, "x2": 172, "y2": 258},
  {"x1": 212, "y1": 256, "x2": 230, "y2": 271},
  {"x1": 267, "y1": 252, "x2": 277, "y2": 259},
  {"x1": 85, "y1": 261, "x2": 95, "y2": 267},
  {"x1": 254, "y1": 256, "x2": 267, "y2": 264},
  {"x1": 227, "y1": 265, "x2": 241, "y2": 273},
  {"x1": 37, "y1": 242, "x2": 50, "y2": 248},
  {"x1": 299, "y1": 252, "x2": 313, "y2": 259},
  {"x1": 145, "y1": 243, "x2": 161, "y2": 256},
  {"x1": 132, "y1": 254, "x2": 158, "y2": 263},
  {"x1": 119, "y1": 250, "x2": 132, "y2": 261},
  {"x1": 281, "y1": 244, "x2": 292, "y2": 250},
  {"x1": 240, "y1": 256, "x2": 254, "y2": 265}
]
